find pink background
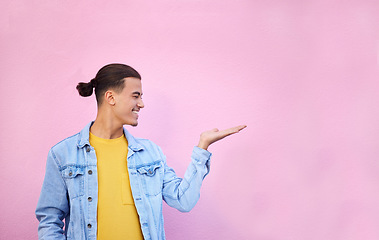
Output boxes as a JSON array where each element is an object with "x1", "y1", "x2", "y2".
[{"x1": 1, "y1": 1, "x2": 379, "y2": 239}]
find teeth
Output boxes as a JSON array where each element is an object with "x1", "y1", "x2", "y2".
[{"x1": 132, "y1": 111, "x2": 139, "y2": 114}]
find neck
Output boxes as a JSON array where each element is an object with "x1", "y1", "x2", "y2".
[{"x1": 90, "y1": 109, "x2": 124, "y2": 139}]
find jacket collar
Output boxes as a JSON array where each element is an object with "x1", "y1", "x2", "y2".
[{"x1": 77, "y1": 121, "x2": 144, "y2": 152}]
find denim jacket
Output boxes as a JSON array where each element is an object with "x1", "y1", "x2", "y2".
[{"x1": 35, "y1": 122, "x2": 211, "y2": 240}]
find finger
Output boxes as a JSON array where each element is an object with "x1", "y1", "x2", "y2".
[
  {"x1": 226, "y1": 125, "x2": 247, "y2": 134},
  {"x1": 217, "y1": 125, "x2": 247, "y2": 138},
  {"x1": 235, "y1": 125, "x2": 247, "y2": 132}
]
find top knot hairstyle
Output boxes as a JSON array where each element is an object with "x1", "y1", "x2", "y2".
[{"x1": 76, "y1": 63, "x2": 141, "y2": 105}]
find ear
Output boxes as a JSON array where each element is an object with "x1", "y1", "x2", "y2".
[{"x1": 104, "y1": 90, "x2": 116, "y2": 106}]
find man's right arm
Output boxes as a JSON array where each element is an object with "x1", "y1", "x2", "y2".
[{"x1": 35, "y1": 149, "x2": 69, "y2": 240}]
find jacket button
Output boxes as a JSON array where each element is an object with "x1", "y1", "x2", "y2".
[
  {"x1": 88, "y1": 197, "x2": 92, "y2": 202},
  {"x1": 88, "y1": 170, "x2": 93, "y2": 175},
  {"x1": 69, "y1": 171, "x2": 73, "y2": 176},
  {"x1": 86, "y1": 146, "x2": 90, "y2": 152},
  {"x1": 148, "y1": 170, "x2": 153, "y2": 174},
  {"x1": 87, "y1": 224, "x2": 92, "y2": 228}
]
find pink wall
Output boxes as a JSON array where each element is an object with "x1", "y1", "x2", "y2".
[{"x1": 1, "y1": 1, "x2": 379, "y2": 239}]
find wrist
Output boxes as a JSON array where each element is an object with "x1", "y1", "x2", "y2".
[{"x1": 197, "y1": 140, "x2": 209, "y2": 150}]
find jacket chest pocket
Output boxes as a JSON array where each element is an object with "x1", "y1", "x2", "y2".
[
  {"x1": 136, "y1": 162, "x2": 163, "y2": 196},
  {"x1": 61, "y1": 166, "x2": 85, "y2": 199}
]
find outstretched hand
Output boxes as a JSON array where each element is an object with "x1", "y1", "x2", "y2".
[{"x1": 197, "y1": 125, "x2": 247, "y2": 150}]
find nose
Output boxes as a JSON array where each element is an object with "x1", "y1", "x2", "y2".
[{"x1": 138, "y1": 98, "x2": 145, "y2": 108}]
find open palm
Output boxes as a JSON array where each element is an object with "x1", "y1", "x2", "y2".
[{"x1": 198, "y1": 125, "x2": 247, "y2": 150}]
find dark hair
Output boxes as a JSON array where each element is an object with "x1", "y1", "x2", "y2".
[{"x1": 76, "y1": 63, "x2": 141, "y2": 104}]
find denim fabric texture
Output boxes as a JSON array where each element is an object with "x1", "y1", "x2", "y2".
[{"x1": 35, "y1": 122, "x2": 212, "y2": 240}]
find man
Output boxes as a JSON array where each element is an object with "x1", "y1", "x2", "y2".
[{"x1": 36, "y1": 63, "x2": 246, "y2": 240}]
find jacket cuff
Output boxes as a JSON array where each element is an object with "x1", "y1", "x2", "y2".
[{"x1": 192, "y1": 146, "x2": 212, "y2": 164}]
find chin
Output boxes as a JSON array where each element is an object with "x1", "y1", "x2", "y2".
[
  {"x1": 127, "y1": 121, "x2": 138, "y2": 127},
  {"x1": 123, "y1": 118, "x2": 138, "y2": 127}
]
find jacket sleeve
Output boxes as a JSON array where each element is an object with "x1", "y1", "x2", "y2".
[
  {"x1": 35, "y1": 149, "x2": 69, "y2": 240},
  {"x1": 161, "y1": 146, "x2": 211, "y2": 212}
]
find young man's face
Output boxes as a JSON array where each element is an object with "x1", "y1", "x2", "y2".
[{"x1": 112, "y1": 77, "x2": 144, "y2": 126}]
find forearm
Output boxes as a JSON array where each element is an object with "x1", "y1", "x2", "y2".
[{"x1": 162, "y1": 146, "x2": 211, "y2": 212}]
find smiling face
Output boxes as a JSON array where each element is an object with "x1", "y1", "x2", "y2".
[{"x1": 111, "y1": 77, "x2": 144, "y2": 126}]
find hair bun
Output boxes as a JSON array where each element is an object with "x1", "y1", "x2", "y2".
[{"x1": 76, "y1": 81, "x2": 94, "y2": 97}]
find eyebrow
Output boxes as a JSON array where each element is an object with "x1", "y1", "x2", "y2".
[{"x1": 132, "y1": 91, "x2": 143, "y2": 96}]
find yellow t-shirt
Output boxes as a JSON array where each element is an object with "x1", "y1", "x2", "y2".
[{"x1": 89, "y1": 132, "x2": 144, "y2": 240}]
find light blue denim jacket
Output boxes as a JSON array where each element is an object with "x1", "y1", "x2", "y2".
[{"x1": 35, "y1": 122, "x2": 211, "y2": 240}]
